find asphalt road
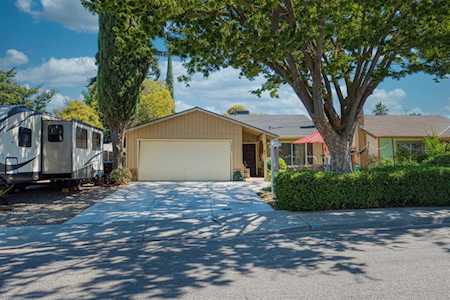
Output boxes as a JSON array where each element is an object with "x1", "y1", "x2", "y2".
[{"x1": 0, "y1": 225, "x2": 449, "y2": 299}]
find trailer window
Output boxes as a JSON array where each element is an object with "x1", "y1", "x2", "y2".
[
  {"x1": 48, "y1": 125, "x2": 64, "y2": 142},
  {"x1": 18, "y1": 127, "x2": 32, "y2": 147},
  {"x1": 76, "y1": 127, "x2": 88, "y2": 149},
  {"x1": 92, "y1": 132, "x2": 102, "y2": 150}
]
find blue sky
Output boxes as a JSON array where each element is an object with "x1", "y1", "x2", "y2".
[{"x1": 1, "y1": 0, "x2": 449, "y2": 117}]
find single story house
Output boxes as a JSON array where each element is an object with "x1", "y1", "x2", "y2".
[
  {"x1": 358, "y1": 115, "x2": 450, "y2": 166},
  {"x1": 124, "y1": 107, "x2": 277, "y2": 181},
  {"x1": 230, "y1": 114, "x2": 326, "y2": 167},
  {"x1": 124, "y1": 106, "x2": 449, "y2": 181}
]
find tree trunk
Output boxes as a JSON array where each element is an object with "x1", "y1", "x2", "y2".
[
  {"x1": 327, "y1": 134, "x2": 353, "y2": 173},
  {"x1": 110, "y1": 126, "x2": 125, "y2": 169},
  {"x1": 314, "y1": 122, "x2": 354, "y2": 173}
]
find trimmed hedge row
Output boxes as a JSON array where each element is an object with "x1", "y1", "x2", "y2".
[{"x1": 274, "y1": 165, "x2": 450, "y2": 211}]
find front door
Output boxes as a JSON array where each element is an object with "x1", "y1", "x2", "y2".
[{"x1": 243, "y1": 144, "x2": 257, "y2": 177}]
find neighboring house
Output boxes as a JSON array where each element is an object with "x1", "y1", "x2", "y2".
[
  {"x1": 358, "y1": 115, "x2": 450, "y2": 166},
  {"x1": 124, "y1": 107, "x2": 277, "y2": 181},
  {"x1": 124, "y1": 106, "x2": 450, "y2": 181},
  {"x1": 230, "y1": 114, "x2": 326, "y2": 167}
]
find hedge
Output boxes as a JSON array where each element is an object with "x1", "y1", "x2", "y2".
[
  {"x1": 424, "y1": 152, "x2": 450, "y2": 167},
  {"x1": 274, "y1": 165, "x2": 450, "y2": 211}
]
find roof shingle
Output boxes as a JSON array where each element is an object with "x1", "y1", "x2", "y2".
[
  {"x1": 362, "y1": 115, "x2": 450, "y2": 137},
  {"x1": 230, "y1": 114, "x2": 316, "y2": 138}
]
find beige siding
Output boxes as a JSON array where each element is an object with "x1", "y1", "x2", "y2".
[{"x1": 125, "y1": 110, "x2": 243, "y2": 179}]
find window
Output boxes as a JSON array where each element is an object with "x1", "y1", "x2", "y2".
[
  {"x1": 293, "y1": 144, "x2": 306, "y2": 166},
  {"x1": 307, "y1": 144, "x2": 314, "y2": 164},
  {"x1": 76, "y1": 127, "x2": 88, "y2": 149},
  {"x1": 48, "y1": 125, "x2": 64, "y2": 142},
  {"x1": 18, "y1": 127, "x2": 32, "y2": 147},
  {"x1": 279, "y1": 143, "x2": 293, "y2": 165},
  {"x1": 395, "y1": 140, "x2": 424, "y2": 161},
  {"x1": 279, "y1": 143, "x2": 306, "y2": 166},
  {"x1": 92, "y1": 132, "x2": 102, "y2": 151}
]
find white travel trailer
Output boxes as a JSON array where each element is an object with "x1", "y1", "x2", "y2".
[{"x1": 0, "y1": 105, "x2": 103, "y2": 187}]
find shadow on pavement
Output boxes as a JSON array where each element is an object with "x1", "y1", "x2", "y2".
[{"x1": 0, "y1": 219, "x2": 448, "y2": 299}]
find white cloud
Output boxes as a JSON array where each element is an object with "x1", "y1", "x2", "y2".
[
  {"x1": 0, "y1": 49, "x2": 29, "y2": 69},
  {"x1": 16, "y1": 0, "x2": 97, "y2": 32},
  {"x1": 47, "y1": 92, "x2": 70, "y2": 113},
  {"x1": 17, "y1": 57, "x2": 97, "y2": 87},
  {"x1": 366, "y1": 88, "x2": 408, "y2": 114},
  {"x1": 161, "y1": 59, "x2": 308, "y2": 115}
]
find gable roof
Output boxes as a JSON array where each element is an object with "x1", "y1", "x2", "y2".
[
  {"x1": 230, "y1": 114, "x2": 316, "y2": 138},
  {"x1": 362, "y1": 115, "x2": 450, "y2": 138},
  {"x1": 125, "y1": 107, "x2": 278, "y2": 138}
]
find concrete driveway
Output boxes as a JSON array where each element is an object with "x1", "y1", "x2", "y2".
[{"x1": 67, "y1": 182, "x2": 273, "y2": 224}]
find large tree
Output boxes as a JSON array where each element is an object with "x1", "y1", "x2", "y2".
[
  {"x1": 0, "y1": 69, "x2": 55, "y2": 112},
  {"x1": 134, "y1": 80, "x2": 175, "y2": 125},
  {"x1": 169, "y1": 0, "x2": 449, "y2": 172},
  {"x1": 226, "y1": 104, "x2": 250, "y2": 115},
  {"x1": 372, "y1": 101, "x2": 389, "y2": 115},
  {"x1": 57, "y1": 100, "x2": 103, "y2": 128},
  {"x1": 82, "y1": 1, "x2": 171, "y2": 169}
]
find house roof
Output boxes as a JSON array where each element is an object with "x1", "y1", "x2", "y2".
[
  {"x1": 125, "y1": 107, "x2": 279, "y2": 138},
  {"x1": 362, "y1": 115, "x2": 450, "y2": 138},
  {"x1": 230, "y1": 114, "x2": 316, "y2": 138}
]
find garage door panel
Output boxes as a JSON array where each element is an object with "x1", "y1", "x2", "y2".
[{"x1": 138, "y1": 140, "x2": 231, "y2": 181}]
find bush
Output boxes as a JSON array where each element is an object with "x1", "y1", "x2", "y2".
[
  {"x1": 424, "y1": 152, "x2": 450, "y2": 167},
  {"x1": 266, "y1": 158, "x2": 288, "y2": 181},
  {"x1": 267, "y1": 157, "x2": 287, "y2": 172},
  {"x1": 275, "y1": 165, "x2": 450, "y2": 211},
  {"x1": 424, "y1": 136, "x2": 447, "y2": 157},
  {"x1": 110, "y1": 168, "x2": 132, "y2": 185}
]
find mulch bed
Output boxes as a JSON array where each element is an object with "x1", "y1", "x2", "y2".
[{"x1": 0, "y1": 184, "x2": 117, "y2": 227}]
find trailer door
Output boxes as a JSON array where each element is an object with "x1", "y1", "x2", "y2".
[{"x1": 42, "y1": 121, "x2": 72, "y2": 174}]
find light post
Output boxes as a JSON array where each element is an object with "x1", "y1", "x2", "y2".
[{"x1": 270, "y1": 140, "x2": 282, "y2": 197}]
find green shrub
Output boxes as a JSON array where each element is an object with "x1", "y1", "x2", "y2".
[
  {"x1": 424, "y1": 152, "x2": 450, "y2": 167},
  {"x1": 266, "y1": 158, "x2": 288, "y2": 181},
  {"x1": 110, "y1": 168, "x2": 132, "y2": 185},
  {"x1": 424, "y1": 136, "x2": 447, "y2": 157},
  {"x1": 275, "y1": 165, "x2": 450, "y2": 211},
  {"x1": 267, "y1": 158, "x2": 288, "y2": 172}
]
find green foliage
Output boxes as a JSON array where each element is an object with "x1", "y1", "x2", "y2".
[
  {"x1": 110, "y1": 168, "x2": 132, "y2": 185},
  {"x1": 57, "y1": 100, "x2": 103, "y2": 128},
  {"x1": 226, "y1": 104, "x2": 249, "y2": 115},
  {"x1": 424, "y1": 152, "x2": 450, "y2": 167},
  {"x1": 0, "y1": 69, "x2": 55, "y2": 112},
  {"x1": 134, "y1": 80, "x2": 175, "y2": 125},
  {"x1": 424, "y1": 136, "x2": 447, "y2": 157},
  {"x1": 275, "y1": 165, "x2": 450, "y2": 211},
  {"x1": 372, "y1": 101, "x2": 389, "y2": 115},
  {"x1": 169, "y1": 0, "x2": 450, "y2": 172},
  {"x1": 267, "y1": 157, "x2": 288, "y2": 172}
]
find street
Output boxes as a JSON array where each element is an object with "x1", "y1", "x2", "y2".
[{"x1": 1, "y1": 225, "x2": 449, "y2": 299}]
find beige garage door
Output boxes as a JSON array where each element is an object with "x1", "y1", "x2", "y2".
[{"x1": 138, "y1": 140, "x2": 232, "y2": 181}]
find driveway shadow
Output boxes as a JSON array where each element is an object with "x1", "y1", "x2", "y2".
[{"x1": 0, "y1": 222, "x2": 448, "y2": 299}]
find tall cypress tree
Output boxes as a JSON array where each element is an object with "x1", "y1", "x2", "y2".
[{"x1": 165, "y1": 51, "x2": 174, "y2": 102}]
